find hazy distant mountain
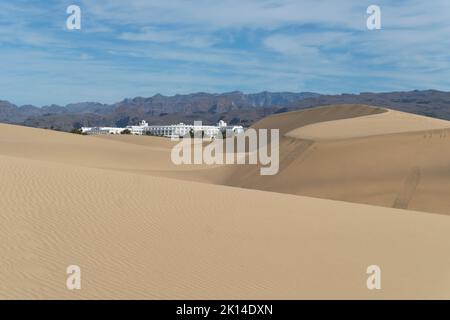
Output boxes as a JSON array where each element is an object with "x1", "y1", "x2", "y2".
[
  {"x1": 110, "y1": 91, "x2": 319, "y2": 115},
  {"x1": 0, "y1": 91, "x2": 319, "y2": 130},
  {"x1": 2, "y1": 90, "x2": 450, "y2": 131},
  {"x1": 65, "y1": 102, "x2": 111, "y2": 114},
  {"x1": 287, "y1": 90, "x2": 450, "y2": 120}
]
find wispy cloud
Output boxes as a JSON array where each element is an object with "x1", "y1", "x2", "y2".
[
  {"x1": 0, "y1": 0, "x2": 449, "y2": 105},
  {"x1": 119, "y1": 27, "x2": 216, "y2": 48}
]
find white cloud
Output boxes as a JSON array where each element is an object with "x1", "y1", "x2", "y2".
[
  {"x1": 1, "y1": 0, "x2": 450, "y2": 105},
  {"x1": 81, "y1": 0, "x2": 362, "y2": 30},
  {"x1": 119, "y1": 27, "x2": 216, "y2": 48},
  {"x1": 264, "y1": 34, "x2": 319, "y2": 57}
]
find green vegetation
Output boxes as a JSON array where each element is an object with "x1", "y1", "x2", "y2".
[
  {"x1": 70, "y1": 128, "x2": 83, "y2": 134},
  {"x1": 275, "y1": 107, "x2": 289, "y2": 114},
  {"x1": 146, "y1": 131, "x2": 162, "y2": 137}
]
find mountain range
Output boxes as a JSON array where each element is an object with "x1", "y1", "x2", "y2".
[{"x1": 1, "y1": 90, "x2": 450, "y2": 131}]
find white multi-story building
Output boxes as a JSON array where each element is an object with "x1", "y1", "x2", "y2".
[
  {"x1": 81, "y1": 126, "x2": 124, "y2": 135},
  {"x1": 127, "y1": 120, "x2": 149, "y2": 135},
  {"x1": 144, "y1": 120, "x2": 243, "y2": 138},
  {"x1": 81, "y1": 120, "x2": 244, "y2": 139},
  {"x1": 81, "y1": 120, "x2": 149, "y2": 135}
]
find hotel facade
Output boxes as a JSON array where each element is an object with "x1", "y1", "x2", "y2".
[{"x1": 81, "y1": 120, "x2": 244, "y2": 138}]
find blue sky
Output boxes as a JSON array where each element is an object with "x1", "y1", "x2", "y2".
[{"x1": 1, "y1": 0, "x2": 450, "y2": 106}]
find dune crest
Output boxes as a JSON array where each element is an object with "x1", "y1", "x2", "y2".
[
  {"x1": 224, "y1": 105, "x2": 450, "y2": 215},
  {"x1": 286, "y1": 109, "x2": 450, "y2": 140},
  {"x1": 2, "y1": 105, "x2": 450, "y2": 299},
  {"x1": 1, "y1": 153, "x2": 450, "y2": 299}
]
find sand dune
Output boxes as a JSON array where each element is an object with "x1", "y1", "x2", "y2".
[
  {"x1": 2, "y1": 153, "x2": 450, "y2": 299},
  {"x1": 0, "y1": 124, "x2": 228, "y2": 184},
  {"x1": 225, "y1": 105, "x2": 450, "y2": 215},
  {"x1": 2, "y1": 105, "x2": 450, "y2": 299},
  {"x1": 287, "y1": 109, "x2": 450, "y2": 140},
  {"x1": 252, "y1": 104, "x2": 386, "y2": 135}
]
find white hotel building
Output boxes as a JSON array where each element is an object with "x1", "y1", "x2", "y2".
[{"x1": 81, "y1": 120, "x2": 244, "y2": 138}]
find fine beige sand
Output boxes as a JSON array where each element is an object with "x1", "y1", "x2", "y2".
[
  {"x1": 2, "y1": 153, "x2": 450, "y2": 299},
  {"x1": 2, "y1": 105, "x2": 450, "y2": 299},
  {"x1": 287, "y1": 109, "x2": 450, "y2": 140},
  {"x1": 224, "y1": 105, "x2": 450, "y2": 215}
]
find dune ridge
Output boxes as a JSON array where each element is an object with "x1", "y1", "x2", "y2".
[
  {"x1": 286, "y1": 109, "x2": 450, "y2": 140},
  {"x1": 2, "y1": 153, "x2": 450, "y2": 299},
  {"x1": 2, "y1": 104, "x2": 450, "y2": 299},
  {"x1": 223, "y1": 105, "x2": 450, "y2": 215}
]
